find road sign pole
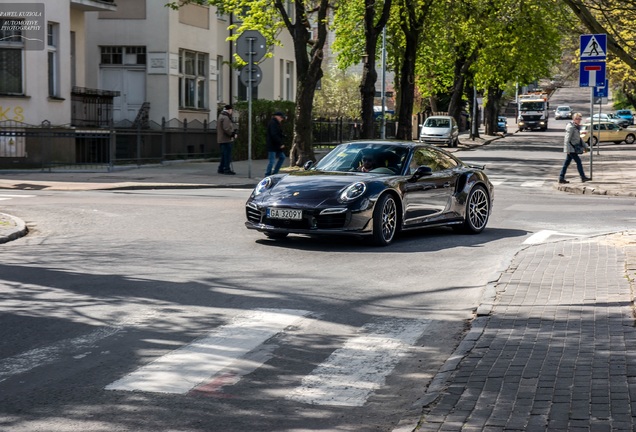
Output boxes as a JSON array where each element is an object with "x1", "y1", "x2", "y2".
[
  {"x1": 247, "y1": 38, "x2": 253, "y2": 178},
  {"x1": 589, "y1": 87, "x2": 594, "y2": 178}
]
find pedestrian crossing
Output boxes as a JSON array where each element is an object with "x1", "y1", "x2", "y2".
[
  {"x1": 0, "y1": 308, "x2": 430, "y2": 408},
  {"x1": 104, "y1": 310, "x2": 431, "y2": 407}
]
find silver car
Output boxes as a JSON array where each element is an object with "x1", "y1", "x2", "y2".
[
  {"x1": 554, "y1": 105, "x2": 572, "y2": 120},
  {"x1": 419, "y1": 115, "x2": 459, "y2": 147}
]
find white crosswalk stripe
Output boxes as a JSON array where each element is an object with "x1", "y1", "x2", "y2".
[
  {"x1": 287, "y1": 318, "x2": 429, "y2": 406},
  {"x1": 105, "y1": 309, "x2": 311, "y2": 394}
]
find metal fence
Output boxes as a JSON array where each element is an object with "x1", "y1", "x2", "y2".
[
  {"x1": 0, "y1": 119, "x2": 219, "y2": 171},
  {"x1": 312, "y1": 118, "x2": 398, "y2": 145}
]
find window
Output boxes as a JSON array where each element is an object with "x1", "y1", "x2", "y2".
[
  {"x1": 179, "y1": 49, "x2": 207, "y2": 109},
  {"x1": 100, "y1": 46, "x2": 146, "y2": 65},
  {"x1": 285, "y1": 61, "x2": 293, "y2": 101},
  {"x1": 216, "y1": 56, "x2": 223, "y2": 103},
  {"x1": 0, "y1": 19, "x2": 24, "y2": 95},
  {"x1": 47, "y1": 22, "x2": 59, "y2": 97}
]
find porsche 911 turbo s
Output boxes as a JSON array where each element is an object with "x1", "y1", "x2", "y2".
[{"x1": 245, "y1": 141, "x2": 494, "y2": 246}]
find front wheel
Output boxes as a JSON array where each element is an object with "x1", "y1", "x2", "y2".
[
  {"x1": 625, "y1": 134, "x2": 635, "y2": 144},
  {"x1": 371, "y1": 194, "x2": 398, "y2": 246},
  {"x1": 456, "y1": 185, "x2": 490, "y2": 234},
  {"x1": 590, "y1": 136, "x2": 599, "y2": 146}
]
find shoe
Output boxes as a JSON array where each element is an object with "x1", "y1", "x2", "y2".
[
  {"x1": 581, "y1": 177, "x2": 591, "y2": 182},
  {"x1": 558, "y1": 179, "x2": 569, "y2": 184},
  {"x1": 223, "y1": 170, "x2": 236, "y2": 175}
]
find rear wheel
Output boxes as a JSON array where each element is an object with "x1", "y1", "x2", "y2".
[
  {"x1": 625, "y1": 134, "x2": 635, "y2": 144},
  {"x1": 371, "y1": 194, "x2": 398, "y2": 246},
  {"x1": 590, "y1": 136, "x2": 599, "y2": 146},
  {"x1": 456, "y1": 185, "x2": 490, "y2": 234}
]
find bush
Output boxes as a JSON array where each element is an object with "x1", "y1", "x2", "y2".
[{"x1": 226, "y1": 100, "x2": 295, "y2": 160}]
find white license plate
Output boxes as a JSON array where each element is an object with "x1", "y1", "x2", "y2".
[{"x1": 267, "y1": 208, "x2": 302, "y2": 220}]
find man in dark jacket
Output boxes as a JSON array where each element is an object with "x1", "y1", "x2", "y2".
[
  {"x1": 265, "y1": 111, "x2": 286, "y2": 176},
  {"x1": 217, "y1": 105, "x2": 237, "y2": 175}
]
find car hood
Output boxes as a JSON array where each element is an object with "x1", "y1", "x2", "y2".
[
  {"x1": 258, "y1": 171, "x2": 372, "y2": 204},
  {"x1": 420, "y1": 126, "x2": 451, "y2": 136}
]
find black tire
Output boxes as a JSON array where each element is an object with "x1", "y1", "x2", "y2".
[
  {"x1": 625, "y1": 134, "x2": 635, "y2": 144},
  {"x1": 265, "y1": 232, "x2": 288, "y2": 239},
  {"x1": 591, "y1": 136, "x2": 599, "y2": 146},
  {"x1": 456, "y1": 185, "x2": 490, "y2": 234},
  {"x1": 371, "y1": 194, "x2": 398, "y2": 246}
]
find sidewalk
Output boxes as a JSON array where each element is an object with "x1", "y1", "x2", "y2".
[{"x1": 2, "y1": 134, "x2": 636, "y2": 431}]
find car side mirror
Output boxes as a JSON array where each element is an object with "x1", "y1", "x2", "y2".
[
  {"x1": 303, "y1": 160, "x2": 314, "y2": 170},
  {"x1": 409, "y1": 166, "x2": 433, "y2": 181}
]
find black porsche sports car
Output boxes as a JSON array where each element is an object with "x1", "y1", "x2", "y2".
[{"x1": 245, "y1": 140, "x2": 494, "y2": 246}]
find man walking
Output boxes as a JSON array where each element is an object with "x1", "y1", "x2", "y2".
[
  {"x1": 559, "y1": 112, "x2": 590, "y2": 184},
  {"x1": 217, "y1": 104, "x2": 237, "y2": 175},
  {"x1": 265, "y1": 111, "x2": 287, "y2": 176}
]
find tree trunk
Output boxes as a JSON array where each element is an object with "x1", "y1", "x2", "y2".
[
  {"x1": 484, "y1": 86, "x2": 502, "y2": 135},
  {"x1": 360, "y1": 41, "x2": 379, "y2": 139},
  {"x1": 395, "y1": 31, "x2": 418, "y2": 140}
]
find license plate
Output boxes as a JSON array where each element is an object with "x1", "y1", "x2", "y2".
[{"x1": 267, "y1": 208, "x2": 302, "y2": 220}]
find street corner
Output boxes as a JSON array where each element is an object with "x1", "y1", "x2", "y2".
[{"x1": 0, "y1": 212, "x2": 28, "y2": 244}]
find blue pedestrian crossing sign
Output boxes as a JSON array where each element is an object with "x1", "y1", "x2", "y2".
[
  {"x1": 579, "y1": 61, "x2": 606, "y2": 87},
  {"x1": 580, "y1": 34, "x2": 607, "y2": 61}
]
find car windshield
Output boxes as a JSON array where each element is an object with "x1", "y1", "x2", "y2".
[
  {"x1": 498, "y1": 117, "x2": 506, "y2": 122},
  {"x1": 313, "y1": 142, "x2": 409, "y2": 174},
  {"x1": 520, "y1": 102, "x2": 545, "y2": 111},
  {"x1": 557, "y1": 107, "x2": 570, "y2": 111},
  {"x1": 617, "y1": 110, "x2": 632, "y2": 116},
  {"x1": 424, "y1": 118, "x2": 450, "y2": 128}
]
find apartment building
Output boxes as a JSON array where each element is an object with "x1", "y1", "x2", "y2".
[
  {"x1": 83, "y1": 1, "x2": 296, "y2": 126},
  {"x1": 0, "y1": 0, "x2": 117, "y2": 126},
  {"x1": 0, "y1": 0, "x2": 296, "y2": 128}
]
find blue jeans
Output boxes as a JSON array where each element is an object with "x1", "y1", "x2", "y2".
[
  {"x1": 559, "y1": 152, "x2": 586, "y2": 179},
  {"x1": 218, "y1": 142, "x2": 232, "y2": 172},
  {"x1": 265, "y1": 151, "x2": 286, "y2": 176}
]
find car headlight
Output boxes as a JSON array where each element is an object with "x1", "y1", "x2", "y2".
[
  {"x1": 339, "y1": 182, "x2": 366, "y2": 203},
  {"x1": 253, "y1": 177, "x2": 272, "y2": 196}
]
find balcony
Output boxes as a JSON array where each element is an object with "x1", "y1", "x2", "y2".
[
  {"x1": 71, "y1": 0, "x2": 117, "y2": 12},
  {"x1": 71, "y1": 87, "x2": 120, "y2": 128}
]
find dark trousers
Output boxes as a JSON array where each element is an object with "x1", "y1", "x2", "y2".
[
  {"x1": 559, "y1": 152, "x2": 586, "y2": 179},
  {"x1": 218, "y1": 142, "x2": 232, "y2": 173}
]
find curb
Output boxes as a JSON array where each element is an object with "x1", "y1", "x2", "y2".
[{"x1": 0, "y1": 212, "x2": 28, "y2": 244}]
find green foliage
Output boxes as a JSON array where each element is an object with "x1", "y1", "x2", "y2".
[
  {"x1": 230, "y1": 100, "x2": 296, "y2": 160},
  {"x1": 313, "y1": 68, "x2": 362, "y2": 118}
]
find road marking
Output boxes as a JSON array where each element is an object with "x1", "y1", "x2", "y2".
[
  {"x1": 286, "y1": 318, "x2": 429, "y2": 407},
  {"x1": 105, "y1": 309, "x2": 310, "y2": 394},
  {"x1": 0, "y1": 194, "x2": 36, "y2": 201},
  {"x1": 0, "y1": 327, "x2": 121, "y2": 383},
  {"x1": 521, "y1": 180, "x2": 545, "y2": 187},
  {"x1": 523, "y1": 230, "x2": 581, "y2": 244}
]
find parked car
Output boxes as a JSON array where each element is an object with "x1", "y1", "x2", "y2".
[
  {"x1": 580, "y1": 121, "x2": 636, "y2": 145},
  {"x1": 554, "y1": 105, "x2": 573, "y2": 120},
  {"x1": 245, "y1": 141, "x2": 494, "y2": 246},
  {"x1": 419, "y1": 115, "x2": 459, "y2": 147},
  {"x1": 497, "y1": 116, "x2": 508, "y2": 134},
  {"x1": 585, "y1": 113, "x2": 631, "y2": 129},
  {"x1": 615, "y1": 109, "x2": 634, "y2": 125}
]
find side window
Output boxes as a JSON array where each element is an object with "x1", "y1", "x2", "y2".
[{"x1": 408, "y1": 148, "x2": 458, "y2": 174}]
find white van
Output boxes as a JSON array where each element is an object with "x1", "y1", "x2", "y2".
[{"x1": 419, "y1": 116, "x2": 459, "y2": 147}]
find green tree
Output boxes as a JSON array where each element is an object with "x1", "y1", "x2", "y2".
[
  {"x1": 312, "y1": 68, "x2": 362, "y2": 118},
  {"x1": 561, "y1": 0, "x2": 636, "y2": 107},
  {"x1": 168, "y1": 0, "x2": 335, "y2": 165}
]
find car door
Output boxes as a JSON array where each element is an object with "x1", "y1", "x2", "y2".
[
  {"x1": 604, "y1": 122, "x2": 623, "y2": 142},
  {"x1": 402, "y1": 147, "x2": 458, "y2": 227}
]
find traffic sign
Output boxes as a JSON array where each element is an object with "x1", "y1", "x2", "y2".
[
  {"x1": 594, "y1": 80, "x2": 609, "y2": 98},
  {"x1": 579, "y1": 61, "x2": 606, "y2": 87},
  {"x1": 580, "y1": 34, "x2": 607, "y2": 61},
  {"x1": 239, "y1": 64, "x2": 263, "y2": 87},
  {"x1": 236, "y1": 30, "x2": 267, "y2": 63}
]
